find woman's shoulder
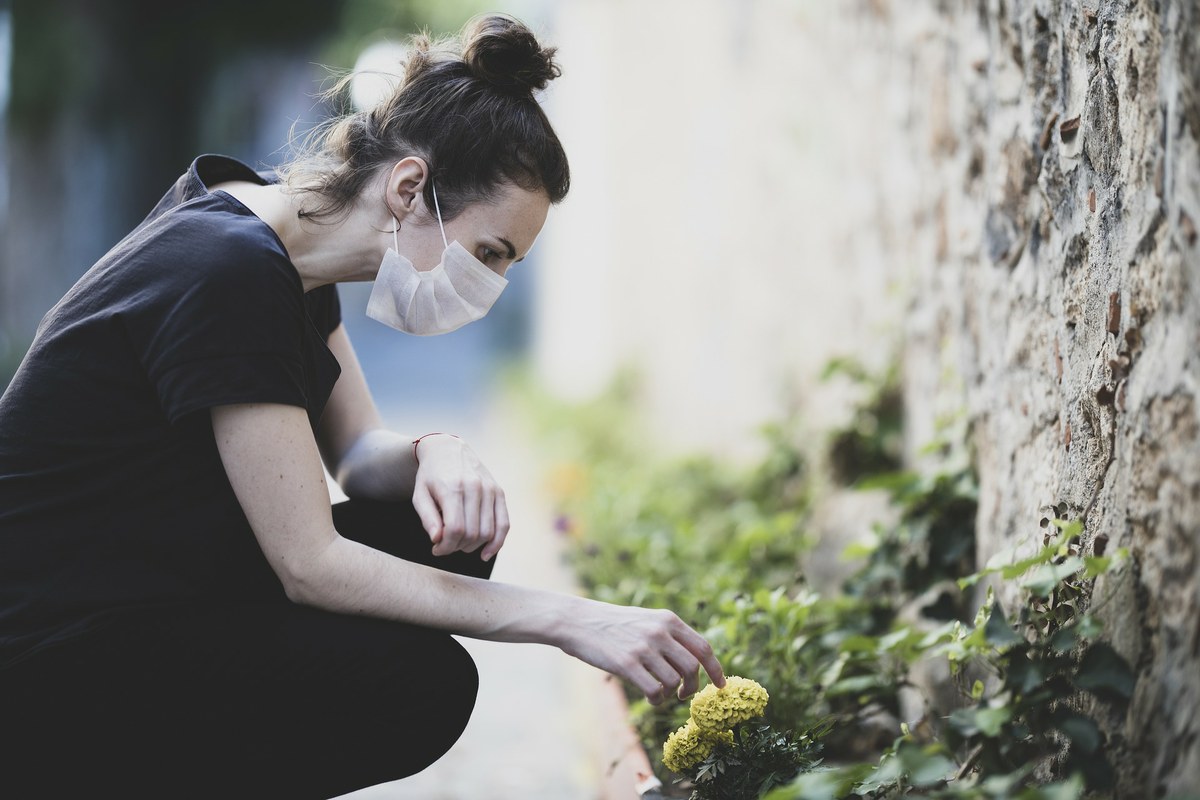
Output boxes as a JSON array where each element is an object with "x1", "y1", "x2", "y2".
[{"x1": 94, "y1": 208, "x2": 289, "y2": 312}]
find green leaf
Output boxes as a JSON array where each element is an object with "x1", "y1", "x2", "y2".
[
  {"x1": 1005, "y1": 656, "x2": 1046, "y2": 696},
  {"x1": 838, "y1": 634, "x2": 880, "y2": 653},
  {"x1": 1017, "y1": 772, "x2": 1085, "y2": 800},
  {"x1": 904, "y1": 749, "x2": 956, "y2": 787},
  {"x1": 971, "y1": 679, "x2": 985, "y2": 700},
  {"x1": 1053, "y1": 712, "x2": 1102, "y2": 754},
  {"x1": 1083, "y1": 548, "x2": 1127, "y2": 579},
  {"x1": 878, "y1": 627, "x2": 914, "y2": 651},
  {"x1": 976, "y1": 706, "x2": 1013, "y2": 737},
  {"x1": 985, "y1": 604, "x2": 1024, "y2": 648},
  {"x1": 1001, "y1": 549, "x2": 1057, "y2": 580},
  {"x1": 826, "y1": 674, "x2": 887, "y2": 697},
  {"x1": 854, "y1": 470, "x2": 920, "y2": 493},
  {"x1": 979, "y1": 764, "x2": 1036, "y2": 793},
  {"x1": 854, "y1": 752, "x2": 904, "y2": 792},
  {"x1": 1074, "y1": 642, "x2": 1135, "y2": 700},
  {"x1": 1050, "y1": 519, "x2": 1084, "y2": 540},
  {"x1": 840, "y1": 540, "x2": 877, "y2": 560},
  {"x1": 818, "y1": 653, "x2": 848, "y2": 689},
  {"x1": 1050, "y1": 626, "x2": 1079, "y2": 653},
  {"x1": 1022, "y1": 556, "x2": 1084, "y2": 597},
  {"x1": 767, "y1": 764, "x2": 873, "y2": 800},
  {"x1": 947, "y1": 707, "x2": 979, "y2": 736},
  {"x1": 946, "y1": 705, "x2": 1012, "y2": 738},
  {"x1": 958, "y1": 572, "x2": 984, "y2": 589}
]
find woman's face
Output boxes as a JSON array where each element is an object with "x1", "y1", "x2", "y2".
[{"x1": 403, "y1": 181, "x2": 551, "y2": 278}]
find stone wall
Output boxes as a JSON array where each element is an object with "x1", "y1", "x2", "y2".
[{"x1": 895, "y1": 0, "x2": 1199, "y2": 794}]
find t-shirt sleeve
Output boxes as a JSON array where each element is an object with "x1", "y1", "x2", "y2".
[
  {"x1": 127, "y1": 223, "x2": 312, "y2": 425},
  {"x1": 305, "y1": 284, "x2": 342, "y2": 340}
]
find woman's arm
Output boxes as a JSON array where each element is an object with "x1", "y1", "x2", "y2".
[
  {"x1": 212, "y1": 401, "x2": 724, "y2": 703},
  {"x1": 315, "y1": 324, "x2": 406, "y2": 498},
  {"x1": 316, "y1": 324, "x2": 509, "y2": 560}
]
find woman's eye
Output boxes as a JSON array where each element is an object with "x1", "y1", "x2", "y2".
[{"x1": 480, "y1": 247, "x2": 499, "y2": 262}]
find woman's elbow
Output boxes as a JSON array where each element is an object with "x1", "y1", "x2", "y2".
[{"x1": 270, "y1": 543, "x2": 339, "y2": 608}]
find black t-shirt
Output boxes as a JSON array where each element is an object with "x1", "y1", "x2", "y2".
[{"x1": 0, "y1": 154, "x2": 343, "y2": 665}]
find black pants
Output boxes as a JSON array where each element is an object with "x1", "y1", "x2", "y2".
[{"x1": 0, "y1": 498, "x2": 495, "y2": 800}]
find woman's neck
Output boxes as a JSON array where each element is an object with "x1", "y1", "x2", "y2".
[{"x1": 211, "y1": 181, "x2": 385, "y2": 292}]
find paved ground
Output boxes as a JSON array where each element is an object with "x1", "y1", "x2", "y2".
[{"x1": 327, "y1": 404, "x2": 640, "y2": 800}]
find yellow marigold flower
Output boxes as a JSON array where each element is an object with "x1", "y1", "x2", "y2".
[
  {"x1": 662, "y1": 719, "x2": 734, "y2": 773},
  {"x1": 689, "y1": 676, "x2": 769, "y2": 733}
]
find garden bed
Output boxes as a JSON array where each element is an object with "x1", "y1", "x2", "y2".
[{"x1": 513, "y1": 364, "x2": 1133, "y2": 800}]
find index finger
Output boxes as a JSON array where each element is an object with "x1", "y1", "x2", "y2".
[
  {"x1": 674, "y1": 624, "x2": 725, "y2": 688},
  {"x1": 412, "y1": 482, "x2": 444, "y2": 544}
]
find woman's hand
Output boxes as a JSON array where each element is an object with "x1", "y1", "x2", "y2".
[
  {"x1": 411, "y1": 434, "x2": 510, "y2": 561},
  {"x1": 556, "y1": 598, "x2": 726, "y2": 705}
]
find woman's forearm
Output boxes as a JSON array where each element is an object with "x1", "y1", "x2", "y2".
[
  {"x1": 288, "y1": 533, "x2": 727, "y2": 702},
  {"x1": 290, "y1": 533, "x2": 576, "y2": 647}
]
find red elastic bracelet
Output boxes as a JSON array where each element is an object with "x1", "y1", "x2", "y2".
[{"x1": 412, "y1": 432, "x2": 461, "y2": 463}]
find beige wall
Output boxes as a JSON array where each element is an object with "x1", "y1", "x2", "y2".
[{"x1": 535, "y1": 0, "x2": 914, "y2": 461}]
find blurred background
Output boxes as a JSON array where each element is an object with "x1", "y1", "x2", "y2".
[
  {"x1": 0, "y1": 1, "x2": 915, "y2": 796},
  {"x1": 0, "y1": 0, "x2": 909, "y2": 454}
]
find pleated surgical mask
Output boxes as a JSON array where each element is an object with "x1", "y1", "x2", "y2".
[{"x1": 366, "y1": 180, "x2": 508, "y2": 336}]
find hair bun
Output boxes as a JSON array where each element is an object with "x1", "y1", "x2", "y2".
[{"x1": 461, "y1": 14, "x2": 561, "y2": 97}]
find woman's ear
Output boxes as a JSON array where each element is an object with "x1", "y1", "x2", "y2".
[{"x1": 386, "y1": 157, "x2": 430, "y2": 221}]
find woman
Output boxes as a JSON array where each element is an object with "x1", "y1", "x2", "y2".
[{"x1": 0, "y1": 13, "x2": 723, "y2": 799}]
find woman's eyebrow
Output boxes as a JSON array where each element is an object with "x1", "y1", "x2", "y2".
[{"x1": 496, "y1": 236, "x2": 522, "y2": 262}]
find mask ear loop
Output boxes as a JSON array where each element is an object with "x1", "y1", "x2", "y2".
[
  {"x1": 430, "y1": 178, "x2": 450, "y2": 249},
  {"x1": 391, "y1": 216, "x2": 400, "y2": 252}
]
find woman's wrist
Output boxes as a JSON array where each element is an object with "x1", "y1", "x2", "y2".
[
  {"x1": 411, "y1": 432, "x2": 462, "y2": 463},
  {"x1": 541, "y1": 593, "x2": 593, "y2": 653}
]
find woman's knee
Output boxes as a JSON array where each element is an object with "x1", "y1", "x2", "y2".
[
  {"x1": 336, "y1": 633, "x2": 480, "y2": 789},
  {"x1": 231, "y1": 618, "x2": 484, "y2": 797},
  {"x1": 332, "y1": 497, "x2": 496, "y2": 580}
]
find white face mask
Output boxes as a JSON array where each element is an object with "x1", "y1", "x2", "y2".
[{"x1": 366, "y1": 180, "x2": 508, "y2": 336}]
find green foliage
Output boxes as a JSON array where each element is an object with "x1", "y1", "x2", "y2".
[
  {"x1": 844, "y1": 466, "x2": 979, "y2": 624},
  {"x1": 318, "y1": 0, "x2": 499, "y2": 80},
  {"x1": 10, "y1": 0, "x2": 346, "y2": 131},
  {"x1": 820, "y1": 357, "x2": 904, "y2": 486},
  {"x1": 689, "y1": 721, "x2": 829, "y2": 800},
  {"x1": 513, "y1": 360, "x2": 1135, "y2": 799}
]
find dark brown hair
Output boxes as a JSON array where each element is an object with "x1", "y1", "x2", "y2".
[{"x1": 279, "y1": 13, "x2": 569, "y2": 222}]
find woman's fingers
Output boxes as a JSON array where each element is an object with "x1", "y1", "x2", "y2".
[
  {"x1": 639, "y1": 651, "x2": 684, "y2": 705},
  {"x1": 480, "y1": 489, "x2": 509, "y2": 562},
  {"x1": 472, "y1": 484, "x2": 495, "y2": 554},
  {"x1": 425, "y1": 476, "x2": 509, "y2": 558},
  {"x1": 460, "y1": 478, "x2": 483, "y2": 552},
  {"x1": 560, "y1": 601, "x2": 725, "y2": 708},
  {"x1": 628, "y1": 662, "x2": 674, "y2": 706},
  {"x1": 618, "y1": 610, "x2": 718, "y2": 704},
  {"x1": 431, "y1": 481, "x2": 465, "y2": 555},
  {"x1": 672, "y1": 620, "x2": 725, "y2": 688},
  {"x1": 660, "y1": 639, "x2": 704, "y2": 698},
  {"x1": 411, "y1": 481, "x2": 444, "y2": 544},
  {"x1": 411, "y1": 433, "x2": 510, "y2": 559}
]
